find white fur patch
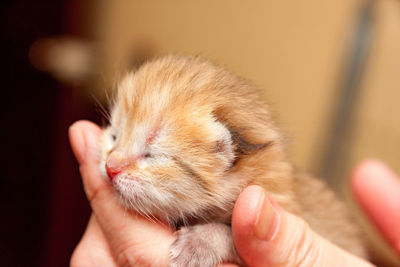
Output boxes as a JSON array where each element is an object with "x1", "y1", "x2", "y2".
[{"x1": 210, "y1": 120, "x2": 235, "y2": 167}]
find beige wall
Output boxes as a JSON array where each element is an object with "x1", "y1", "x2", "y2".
[
  {"x1": 350, "y1": 0, "x2": 400, "y2": 177},
  {"x1": 93, "y1": 0, "x2": 364, "y2": 171}
]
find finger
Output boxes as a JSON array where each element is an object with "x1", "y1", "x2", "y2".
[
  {"x1": 351, "y1": 160, "x2": 400, "y2": 254},
  {"x1": 232, "y1": 185, "x2": 374, "y2": 267},
  {"x1": 69, "y1": 120, "x2": 106, "y2": 201},
  {"x1": 69, "y1": 120, "x2": 175, "y2": 266},
  {"x1": 71, "y1": 215, "x2": 118, "y2": 267}
]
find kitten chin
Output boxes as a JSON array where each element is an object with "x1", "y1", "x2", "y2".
[{"x1": 98, "y1": 55, "x2": 367, "y2": 266}]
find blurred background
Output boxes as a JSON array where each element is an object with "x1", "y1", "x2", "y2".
[{"x1": 1, "y1": 0, "x2": 399, "y2": 266}]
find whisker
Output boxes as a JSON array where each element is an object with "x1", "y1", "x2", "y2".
[{"x1": 90, "y1": 92, "x2": 111, "y2": 124}]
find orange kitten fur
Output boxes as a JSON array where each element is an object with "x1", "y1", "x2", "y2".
[{"x1": 99, "y1": 55, "x2": 366, "y2": 266}]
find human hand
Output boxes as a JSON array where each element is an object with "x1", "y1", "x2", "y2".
[
  {"x1": 69, "y1": 120, "x2": 175, "y2": 267},
  {"x1": 231, "y1": 185, "x2": 375, "y2": 267},
  {"x1": 231, "y1": 160, "x2": 400, "y2": 267}
]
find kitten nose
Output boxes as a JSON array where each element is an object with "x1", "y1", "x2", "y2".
[{"x1": 106, "y1": 150, "x2": 129, "y2": 181}]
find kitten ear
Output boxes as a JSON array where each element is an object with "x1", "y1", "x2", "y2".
[
  {"x1": 213, "y1": 121, "x2": 236, "y2": 167},
  {"x1": 212, "y1": 113, "x2": 271, "y2": 164}
]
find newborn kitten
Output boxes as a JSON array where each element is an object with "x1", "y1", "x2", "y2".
[{"x1": 99, "y1": 55, "x2": 366, "y2": 266}]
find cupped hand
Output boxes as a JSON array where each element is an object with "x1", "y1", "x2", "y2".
[
  {"x1": 69, "y1": 121, "x2": 175, "y2": 267},
  {"x1": 231, "y1": 185, "x2": 375, "y2": 267},
  {"x1": 231, "y1": 160, "x2": 400, "y2": 267}
]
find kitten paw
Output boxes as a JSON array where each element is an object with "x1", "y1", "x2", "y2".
[{"x1": 169, "y1": 226, "x2": 221, "y2": 267}]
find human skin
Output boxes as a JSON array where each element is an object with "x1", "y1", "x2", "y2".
[
  {"x1": 69, "y1": 120, "x2": 398, "y2": 267},
  {"x1": 351, "y1": 160, "x2": 400, "y2": 255}
]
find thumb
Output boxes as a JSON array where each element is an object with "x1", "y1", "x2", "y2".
[{"x1": 232, "y1": 185, "x2": 374, "y2": 267}]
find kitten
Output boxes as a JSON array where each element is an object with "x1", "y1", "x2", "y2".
[{"x1": 98, "y1": 55, "x2": 366, "y2": 266}]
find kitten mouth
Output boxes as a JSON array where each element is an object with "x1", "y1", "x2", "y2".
[
  {"x1": 111, "y1": 175, "x2": 151, "y2": 211},
  {"x1": 112, "y1": 174, "x2": 140, "y2": 184},
  {"x1": 112, "y1": 174, "x2": 144, "y2": 194}
]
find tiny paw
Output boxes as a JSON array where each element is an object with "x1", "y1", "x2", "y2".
[{"x1": 169, "y1": 226, "x2": 221, "y2": 267}]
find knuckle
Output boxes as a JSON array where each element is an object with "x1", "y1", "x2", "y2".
[
  {"x1": 290, "y1": 218, "x2": 321, "y2": 267},
  {"x1": 115, "y1": 240, "x2": 169, "y2": 267},
  {"x1": 79, "y1": 165, "x2": 110, "y2": 205},
  {"x1": 87, "y1": 181, "x2": 109, "y2": 205},
  {"x1": 115, "y1": 244, "x2": 148, "y2": 267}
]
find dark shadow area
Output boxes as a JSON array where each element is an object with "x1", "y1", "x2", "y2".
[{"x1": 0, "y1": 1, "x2": 95, "y2": 266}]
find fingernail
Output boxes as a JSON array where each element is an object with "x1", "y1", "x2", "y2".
[{"x1": 253, "y1": 191, "x2": 280, "y2": 241}]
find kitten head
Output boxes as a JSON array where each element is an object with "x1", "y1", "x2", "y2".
[{"x1": 99, "y1": 55, "x2": 290, "y2": 225}]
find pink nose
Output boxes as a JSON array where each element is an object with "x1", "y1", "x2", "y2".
[{"x1": 105, "y1": 150, "x2": 129, "y2": 181}]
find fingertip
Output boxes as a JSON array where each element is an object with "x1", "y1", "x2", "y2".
[
  {"x1": 352, "y1": 158, "x2": 394, "y2": 181},
  {"x1": 351, "y1": 158, "x2": 375, "y2": 182},
  {"x1": 69, "y1": 120, "x2": 102, "y2": 141},
  {"x1": 69, "y1": 120, "x2": 110, "y2": 214},
  {"x1": 351, "y1": 159, "x2": 383, "y2": 197},
  {"x1": 69, "y1": 122, "x2": 85, "y2": 164},
  {"x1": 69, "y1": 120, "x2": 102, "y2": 164},
  {"x1": 69, "y1": 120, "x2": 102, "y2": 139},
  {"x1": 351, "y1": 160, "x2": 400, "y2": 254},
  {"x1": 351, "y1": 159, "x2": 399, "y2": 200}
]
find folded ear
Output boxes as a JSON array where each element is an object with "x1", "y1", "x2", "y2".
[
  {"x1": 212, "y1": 117, "x2": 271, "y2": 170},
  {"x1": 212, "y1": 120, "x2": 236, "y2": 168}
]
